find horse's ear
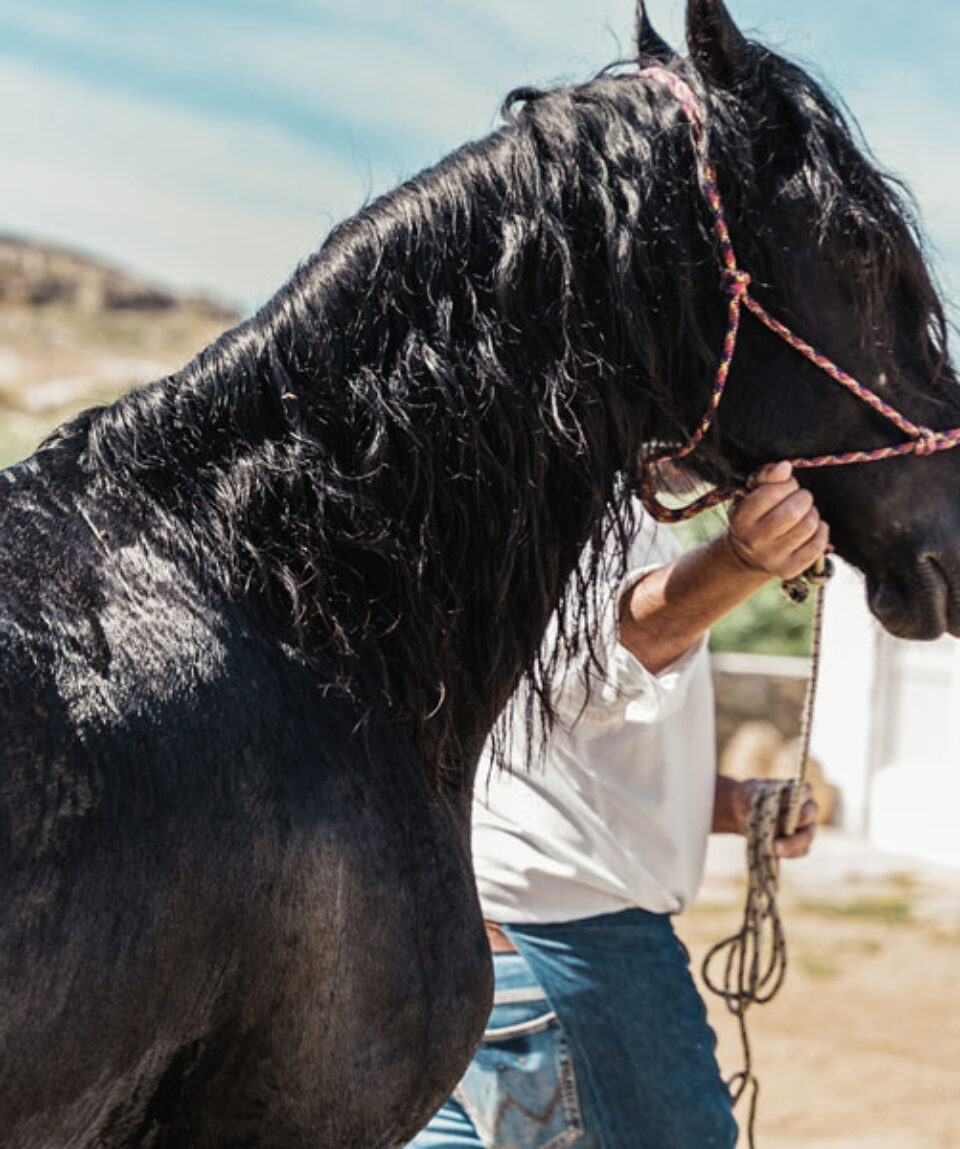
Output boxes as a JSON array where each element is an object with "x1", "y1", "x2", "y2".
[
  {"x1": 686, "y1": 0, "x2": 750, "y2": 86},
  {"x1": 635, "y1": 1, "x2": 675, "y2": 63}
]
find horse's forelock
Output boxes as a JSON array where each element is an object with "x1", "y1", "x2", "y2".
[{"x1": 710, "y1": 45, "x2": 950, "y2": 389}]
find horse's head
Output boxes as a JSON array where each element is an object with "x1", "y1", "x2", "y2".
[{"x1": 641, "y1": 1, "x2": 960, "y2": 640}]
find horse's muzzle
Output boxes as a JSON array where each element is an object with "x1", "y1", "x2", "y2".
[{"x1": 867, "y1": 553, "x2": 960, "y2": 640}]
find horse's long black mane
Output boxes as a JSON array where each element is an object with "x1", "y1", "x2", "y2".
[
  {"x1": 708, "y1": 49, "x2": 949, "y2": 379},
  {"x1": 46, "y1": 39, "x2": 948, "y2": 785}
]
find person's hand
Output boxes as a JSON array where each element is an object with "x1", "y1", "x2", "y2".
[
  {"x1": 726, "y1": 461, "x2": 830, "y2": 581},
  {"x1": 726, "y1": 779, "x2": 819, "y2": 859}
]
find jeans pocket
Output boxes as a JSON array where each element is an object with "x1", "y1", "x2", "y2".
[{"x1": 454, "y1": 1004, "x2": 588, "y2": 1149}]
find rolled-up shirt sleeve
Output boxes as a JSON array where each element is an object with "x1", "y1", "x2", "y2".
[{"x1": 546, "y1": 513, "x2": 707, "y2": 736}]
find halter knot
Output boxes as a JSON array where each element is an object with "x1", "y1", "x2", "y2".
[
  {"x1": 912, "y1": 429, "x2": 939, "y2": 457},
  {"x1": 721, "y1": 268, "x2": 751, "y2": 299}
]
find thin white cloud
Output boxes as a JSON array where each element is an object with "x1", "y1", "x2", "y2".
[
  {"x1": 0, "y1": 0, "x2": 639, "y2": 149},
  {"x1": 3, "y1": 0, "x2": 960, "y2": 321},
  {"x1": 0, "y1": 56, "x2": 375, "y2": 306},
  {"x1": 0, "y1": 0, "x2": 643, "y2": 308}
]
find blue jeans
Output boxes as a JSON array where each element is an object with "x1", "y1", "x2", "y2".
[{"x1": 409, "y1": 909, "x2": 736, "y2": 1149}]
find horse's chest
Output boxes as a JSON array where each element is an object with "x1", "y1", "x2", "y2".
[
  {"x1": 188, "y1": 756, "x2": 493, "y2": 1147},
  {"x1": 2, "y1": 599, "x2": 492, "y2": 1149},
  {"x1": 157, "y1": 685, "x2": 494, "y2": 1148}
]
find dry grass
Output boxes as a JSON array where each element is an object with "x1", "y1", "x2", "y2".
[{"x1": 0, "y1": 300, "x2": 235, "y2": 468}]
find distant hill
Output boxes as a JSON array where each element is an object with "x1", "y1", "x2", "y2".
[{"x1": 0, "y1": 234, "x2": 241, "y2": 468}]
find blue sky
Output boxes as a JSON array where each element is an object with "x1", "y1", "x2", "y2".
[{"x1": 3, "y1": 1, "x2": 960, "y2": 313}]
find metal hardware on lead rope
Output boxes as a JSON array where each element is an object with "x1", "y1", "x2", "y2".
[{"x1": 781, "y1": 553, "x2": 835, "y2": 606}]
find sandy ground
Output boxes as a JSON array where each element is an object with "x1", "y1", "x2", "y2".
[{"x1": 677, "y1": 831, "x2": 960, "y2": 1149}]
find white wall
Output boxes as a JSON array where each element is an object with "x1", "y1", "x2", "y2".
[
  {"x1": 809, "y1": 559, "x2": 881, "y2": 836},
  {"x1": 811, "y1": 559, "x2": 960, "y2": 869}
]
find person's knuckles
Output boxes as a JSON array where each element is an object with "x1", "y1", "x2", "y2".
[
  {"x1": 760, "y1": 492, "x2": 813, "y2": 536},
  {"x1": 776, "y1": 526, "x2": 819, "y2": 565},
  {"x1": 779, "y1": 488, "x2": 815, "y2": 522},
  {"x1": 756, "y1": 461, "x2": 792, "y2": 482},
  {"x1": 756, "y1": 549, "x2": 790, "y2": 575},
  {"x1": 791, "y1": 528, "x2": 830, "y2": 564},
  {"x1": 801, "y1": 508, "x2": 822, "y2": 535},
  {"x1": 776, "y1": 511, "x2": 820, "y2": 549},
  {"x1": 793, "y1": 539, "x2": 828, "y2": 572},
  {"x1": 743, "y1": 476, "x2": 798, "y2": 509},
  {"x1": 758, "y1": 479, "x2": 801, "y2": 507}
]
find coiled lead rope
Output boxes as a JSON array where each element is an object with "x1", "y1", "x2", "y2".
[{"x1": 701, "y1": 560, "x2": 831, "y2": 1147}]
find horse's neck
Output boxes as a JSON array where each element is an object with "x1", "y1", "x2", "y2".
[{"x1": 89, "y1": 121, "x2": 667, "y2": 793}]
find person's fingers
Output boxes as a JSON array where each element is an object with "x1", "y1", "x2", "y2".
[
  {"x1": 793, "y1": 798, "x2": 820, "y2": 830},
  {"x1": 776, "y1": 787, "x2": 818, "y2": 833},
  {"x1": 751, "y1": 461, "x2": 793, "y2": 487},
  {"x1": 754, "y1": 487, "x2": 816, "y2": 541},
  {"x1": 778, "y1": 522, "x2": 831, "y2": 581},
  {"x1": 774, "y1": 824, "x2": 816, "y2": 859},
  {"x1": 760, "y1": 505, "x2": 822, "y2": 559},
  {"x1": 731, "y1": 476, "x2": 802, "y2": 531}
]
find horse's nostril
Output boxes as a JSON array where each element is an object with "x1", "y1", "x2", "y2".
[
  {"x1": 911, "y1": 552, "x2": 959, "y2": 633},
  {"x1": 921, "y1": 553, "x2": 953, "y2": 589},
  {"x1": 926, "y1": 553, "x2": 960, "y2": 607}
]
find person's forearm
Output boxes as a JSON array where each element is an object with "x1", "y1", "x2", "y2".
[
  {"x1": 618, "y1": 531, "x2": 770, "y2": 674},
  {"x1": 711, "y1": 774, "x2": 745, "y2": 834}
]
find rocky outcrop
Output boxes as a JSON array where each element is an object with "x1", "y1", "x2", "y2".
[
  {"x1": 0, "y1": 234, "x2": 237, "y2": 319},
  {"x1": 0, "y1": 233, "x2": 241, "y2": 468}
]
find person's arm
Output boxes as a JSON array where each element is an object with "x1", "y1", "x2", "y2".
[
  {"x1": 619, "y1": 459, "x2": 826, "y2": 858},
  {"x1": 619, "y1": 461, "x2": 829, "y2": 674}
]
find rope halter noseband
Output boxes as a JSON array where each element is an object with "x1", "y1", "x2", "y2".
[{"x1": 637, "y1": 65, "x2": 960, "y2": 525}]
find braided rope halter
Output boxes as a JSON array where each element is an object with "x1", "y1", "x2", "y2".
[
  {"x1": 637, "y1": 66, "x2": 960, "y2": 528},
  {"x1": 636, "y1": 65, "x2": 960, "y2": 1148}
]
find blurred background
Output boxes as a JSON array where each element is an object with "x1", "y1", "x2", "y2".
[{"x1": 2, "y1": 2, "x2": 959, "y2": 1145}]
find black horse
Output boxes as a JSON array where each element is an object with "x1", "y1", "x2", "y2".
[{"x1": 2, "y1": 2, "x2": 958, "y2": 1145}]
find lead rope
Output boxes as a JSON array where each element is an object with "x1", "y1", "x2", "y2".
[{"x1": 701, "y1": 557, "x2": 832, "y2": 1148}]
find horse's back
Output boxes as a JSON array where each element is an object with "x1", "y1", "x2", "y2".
[{"x1": 0, "y1": 457, "x2": 491, "y2": 1148}]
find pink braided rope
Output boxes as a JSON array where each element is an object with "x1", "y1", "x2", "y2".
[{"x1": 638, "y1": 66, "x2": 960, "y2": 524}]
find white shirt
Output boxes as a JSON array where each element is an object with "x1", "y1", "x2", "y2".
[{"x1": 473, "y1": 516, "x2": 716, "y2": 923}]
